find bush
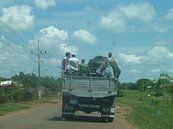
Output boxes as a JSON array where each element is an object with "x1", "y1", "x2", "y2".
[
  {"x1": 21, "y1": 91, "x2": 32, "y2": 101},
  {"x1": 116, "y1": 89, "x2": 124, "y2": 97},
  {"x1": 153, "y1": 90, "x2": 163, "y2": 97},
  {"x1": 11, "y1": 90, "x2": 23, "y2": 102},
  {"x1": 0, "y1": 95, "x2": 8, "y2": 104}
]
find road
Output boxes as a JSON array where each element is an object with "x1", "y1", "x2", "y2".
[{"x1": 0, "y1": 103, "x2": 137, "y2": 129}]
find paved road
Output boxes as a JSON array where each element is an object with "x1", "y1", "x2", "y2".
[{"x1": 0, "y1": 103, "x2": 137, "y2": 129}]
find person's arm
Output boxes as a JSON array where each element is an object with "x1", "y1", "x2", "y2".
[
  {"x1": 113, "y1": 59, "x2": 121, "y2": 77},
  {"x1": 62, "y1": 59, "x2": 65, "y2": 70}
]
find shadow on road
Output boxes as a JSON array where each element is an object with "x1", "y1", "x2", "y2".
[{"x1": 48, "y1": 115, "x2": 105, "y2": 123}]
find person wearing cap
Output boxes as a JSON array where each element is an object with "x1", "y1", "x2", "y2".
[
  {"x1": 67, "y1": 53, "x2": 80, "y2": 75},
  {"x1": 107, "y1": 52, "x2": 121, "y2": 78}
]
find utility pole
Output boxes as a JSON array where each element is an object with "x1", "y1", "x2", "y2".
[{"x1": 31, "y1": 40, "x2": 47, "y2": 99}]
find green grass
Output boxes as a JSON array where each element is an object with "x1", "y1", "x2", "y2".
[
  {"x1": 117, "y1": 90, "x2": 173, "y2": 129},
  {"x1": 0, "y1": 103, "x2": 31, "y2": 116}
]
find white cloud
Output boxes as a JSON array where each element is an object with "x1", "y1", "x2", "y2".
[
  {"x1": 40, "y1": 26, "x2": 69, "y2": 41},
  {"x1": 28, "y1": 26, "x2": 69, "y2": 50},
  {"x1": 129, "y1": 69, "x2": 140, "y2": 74},
  {"x1": 0, "y1": 5, "x2": 34, "y2": 31},
  {"x1": 59, "y1": 43, "x2": 79, "y2": 54},
  {"x1": 28, "y1": 26, "x2": 78, "y2": 61},
  {"x1": 151, "y1": 68, "x2": 160, "y2": 74},
  {"x1": 154, "y1": 22, "x2": 168, "y2": 33},
  {"x1": 47, "y1": 58, "x2": 61, "y2": 66},
  {"x1": 144, "y1": 46, "x2": 173, "y2": 64},
  {"x1": 118, "y1": 53, "x2": 142, "y2": 64},
  {"x1": 100, "y1": 11, "x2": 126, "y2": 31},
  {"x1": 35, "y1": 0, "x2": 56, "y2": 9},
  {"x1": 73, "y1": 29, "x2": 96, "y2": 44},
  {"x1": 148, "y1": 46, "x2": 173, "y2": 59},
  {"x1": 119, "y1": 3, "x2": 156, "y2": 22},
  {"x1": 117, "y1": 46, "x2": 173, "y2": 81},
  {"x1": 165, "y1": 8, "x2": 173, "y2": 21},
  {"x1": 100, "y1": 2, "x2": 156, "y2": 31}
]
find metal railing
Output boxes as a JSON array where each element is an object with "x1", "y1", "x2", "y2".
[{"x1": 63, "y1": 75, "x2": 117, "y2": 94}]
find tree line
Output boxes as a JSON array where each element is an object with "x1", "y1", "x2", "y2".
[
  {"x1": 0, "y1": 72, "x2": 62, "y2": 104},
  {"x1": 119, "y1": 73, "x2": 173, "y2": 103}
]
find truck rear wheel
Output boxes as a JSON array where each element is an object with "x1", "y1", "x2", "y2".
[
  {"x1": 62, "y1": 113, "x2": 75, "y2": 120},
  {"x1": 101, "y1": 116, "x2": 114, "y2": 123},
  {"x1": 108, "y1": 117, "x2": 114, "y2": 122}
]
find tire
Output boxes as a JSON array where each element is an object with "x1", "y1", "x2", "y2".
[
  {"x1": 101, "y1": 116, "x2": 114, "y2": 123},
  {"x1": 101, "y1": 116, "x2": 108, "y2": 123},
  {"x1": 62, "y1": 114, "x2": 74, "y2": 121},
  {"x1": 62, "y1": 114, "x2": 67, "y2": 121},
  {"x1": 108, "y1": 117, "x2": 114, "y2": 122},
  {"x1": 62, "y1": 109, "x2": 75, "y2": 121}
]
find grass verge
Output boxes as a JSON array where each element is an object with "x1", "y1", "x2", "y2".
[
  {"x1": 0, "y1": 103, "x2": 31, "y2": 116},
  {"x1": 0, "y1": 96, "x2": 60, "y2": 116},
  {"x1": 117, "y1": 90, "x2": 173, "y2": 129}
]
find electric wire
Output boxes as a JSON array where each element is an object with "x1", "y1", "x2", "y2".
[{"x1": 0, "y1": 19, "x2": 32, "y2": 53}]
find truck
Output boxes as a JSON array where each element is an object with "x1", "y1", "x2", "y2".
[{"x1": 61, "y1": 75, "x2": 118, "y2": 122}]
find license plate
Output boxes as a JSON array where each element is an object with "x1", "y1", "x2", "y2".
[{"x1": 70, "y1": 100, "x2": 78, "y2": 104}]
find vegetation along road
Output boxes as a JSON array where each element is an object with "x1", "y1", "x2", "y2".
[{"x1": 0, "y1": 102, "x2": 137, "y2": 129}]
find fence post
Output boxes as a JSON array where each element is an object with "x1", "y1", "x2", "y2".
[
  {"x1": 88, "y1": 77, "x2": 92, "y2": 92},
  {"x1": 69, "y1": 75, "x2": 72, "y2": 91}
]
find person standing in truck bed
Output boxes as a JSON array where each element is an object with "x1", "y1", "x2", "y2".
[
  {"x1": 67, "y1": 53, "x2": 80, "y2": 75},
  {"x1": 62, "y1": 52, "x2": 71, "y2": 75},
  {"x1": 107, "y1": 52, "x2": 121, "y2": 78}
]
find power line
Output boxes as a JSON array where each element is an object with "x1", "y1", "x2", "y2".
[
  {"x1": 0, "y1": 30, "x2": 29, "y2": 54},
  {"x1": 0, "y1": 37, "x2": 27, "y2": 55},
  {"x1": 0, "y1": 19, "x2": 28, "y2": 44},
  {"x1": 0, "y1": 19, "x2": 32, "y2": 52}
]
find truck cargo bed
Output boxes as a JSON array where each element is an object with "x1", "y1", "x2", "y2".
[{"x1": 62, "y1": 75, "x2": 117, "y2": 98}]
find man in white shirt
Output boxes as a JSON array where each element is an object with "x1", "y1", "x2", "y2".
[
  {"x1": 107, "y1": 52, "x2": 121, "y2": 78},
  {"x1": 67, "y1": 53, "x2": 79, "y2": 75}
]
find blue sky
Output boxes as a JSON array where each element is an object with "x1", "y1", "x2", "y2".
[{"x1": 0, "y1": 0, "x2": 173, "y2": 82}]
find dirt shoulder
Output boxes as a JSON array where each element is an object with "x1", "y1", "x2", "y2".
[{"x1": 116, "y1": 106, "x2": 138, "y2": 129}]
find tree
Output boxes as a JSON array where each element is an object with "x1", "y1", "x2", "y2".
[
  {"x1": 119, "y1": 82, "x2": 137, "y2": 90},
  {"x1": 0, "y1": 76, "x2": 8, "y2": 81},
  {"x1": 167, "y1": 83, "x2": 173, "y2": 104},
  {"x1": 136, "y1": 78, "x2": 153, "y2": 91}
]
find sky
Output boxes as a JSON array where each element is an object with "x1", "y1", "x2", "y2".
[{"x1": 0, "y1": 0, "x2": 173, "y2": 82}]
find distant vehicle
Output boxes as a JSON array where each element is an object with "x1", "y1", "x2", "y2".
[{"x1": 61, "y1": 75, "x2": 117, "y2": 122}]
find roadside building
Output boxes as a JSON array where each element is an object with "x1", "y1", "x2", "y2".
[{"x1": 0, "y1": 80, "x2": 15, "y2": 87}]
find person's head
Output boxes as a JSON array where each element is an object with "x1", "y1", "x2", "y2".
[
  {"x1": 108, "y1": 52, "x2": 112, "y2": 58},
  {"x1": 81, "y1": 59, "x2": 85, "y2": 64},
  {"x1": 71, "y1": 53, "x2": 76, "y2": 57},
  {"x1": 65, "y1": 52, "x2": 70, "y2": 58}
]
